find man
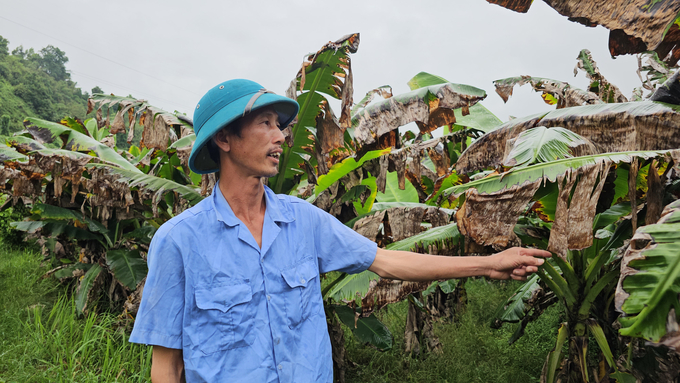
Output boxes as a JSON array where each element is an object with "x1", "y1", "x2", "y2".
[{"x1": 129, "y1": 79, "x2": 550, "y2": 382}]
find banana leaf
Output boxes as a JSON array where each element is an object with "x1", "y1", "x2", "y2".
[
  {"x1": 23, "y1": 117, "x2": 140, "y2": 173},
  {"x1": 493, "y1": 274, "x2": 541, "y2": 323},
  {"x1": 334, "y1": 305, "x2": 393, "y2": 351},
  {"x1": 456, "y1": 101, "x2": 680, "y2": 175},
  {"x1": 493, "y1": 75, "x2": 601, "y2": 108},
  {"x1": 353, "y1": 82, "x2": 487, "y2": 146},
  {"x1": 106, "y1": 249, "x2": 148, "y2": 290},
  {"x1": 375, "y1": 172, "x2": 419, "y2": 203},
  {"x1": 315, "y1": 148, "x2": 390, "y2": 195},
  {"x1": 88, "y1": 163, "x2": 203, "y2": 206},
  {"x1": 270, "y1": 34, "x2": 359, "y2": 194},
  {"x1": 617, "y1": 199, "x2": 680, "y2": 342},
  {"x1": 407, "y1": 71, "x2": 501, "y2": 133},
  {"x1": 75, "y1": 264, "x2": 103, "y2": 313},
  {"x1": 503, "y1": 126, "x2": 596, "y2": 167},
  {"x1": 446, "y1": 150, "x2": 676, "y2": 198},
  {"x1": 385, "y1": 222, "x2": 460, "y2": 252}
]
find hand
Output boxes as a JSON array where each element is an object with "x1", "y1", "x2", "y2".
[{"x1": 486, "y1": 247, "x2": 551, "y2": 281}]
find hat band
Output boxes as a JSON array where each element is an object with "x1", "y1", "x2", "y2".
[{"x1": 243, "y1": 88, "x2": 275, "y2": 117}]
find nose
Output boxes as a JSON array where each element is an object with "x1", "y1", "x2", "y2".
[{"x1": 273, "y1": 124, "x2": 285, "y2": 145}]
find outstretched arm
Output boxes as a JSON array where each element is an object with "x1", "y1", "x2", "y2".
[{"x1": 368, "y1": 247, "x2": 551, "y2": 281}]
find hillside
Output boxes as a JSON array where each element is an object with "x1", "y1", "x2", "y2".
[{"x1": 0, "y1": 35, "x2": 93, "y2": 133}]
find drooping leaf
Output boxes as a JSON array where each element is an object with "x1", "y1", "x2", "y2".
[
  {"x1": 493, "y1": 274, "x2": 541, "y2": 323},
  {"x1": 447, "y1": 150, "x2": 676, "y2": 198},
  {"x1": 574, "y1": 49, "x2": 627, "y2": 103},
  {"x1": 88, "y1": 163, "x2": 203, "y2": 206},
  {"x1": 23, "y1": 117, "x2": 140, "y2": 173},
  {"x1": 75, "y1": 264, "x2": 103, "y2": 313},
  {"x1": 324, "y1": 270, "x2": 381, "y2": 303},
  {"x1": 407, "y1": 72, "x2": 501, "y2": 133},
  {"x1": 315, "y1": 148, "x2": 390, "y2": 195},
  {"x1": 493, "y1": 76, "x2": 601, "y2": 108},
  {"x1": 353, "y1": 82, "x2": 487, "y2": 146},
  {"x1": 488, "y1": 1, "x2": 680, "y2": 65},
  {"x1": 456, "y1": 101, "x2": 680, "y2": 175},
  {"x1": 270, "y1": 34, "x2": 359, "y2": 194},
  {"x1": 617, "y1": 199, "x2": 680, "y2": 342},
  {"x1": 123, "y1": 226, "x2": 157, "y2": 245},
  {"x1": 334, "y1": 305, "x2": 393, "y2": 351},
  {"x1": 106, "y1": 249, "x2": 148, "y2": 290},
  {"x1": 375, "y1": 172, "x2": 419, "y2": 203},
  {"x1": 52, "y1": 263, "x2": 92, "y2": 280},
  {"x1": 169, "y1": 133, "x2": 195, "y2": 149},
  {"x1": 503, "y1": 126, "x2": 596, "y2": 168},
  {"x1": 385, "y1": 222, "x2": 460, "y2": 252}
]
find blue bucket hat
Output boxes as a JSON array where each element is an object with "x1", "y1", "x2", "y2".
[{"x1": 189, "y1": 79, "x2": 299, "y2": 174}]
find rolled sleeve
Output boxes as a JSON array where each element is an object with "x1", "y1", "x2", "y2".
[{"x1": 129, "y1": 228, "x2": 185, "y2": 349}]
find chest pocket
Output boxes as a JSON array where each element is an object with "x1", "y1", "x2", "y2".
[
  {"x1": 281, "y1": 258, "x2": 319, "y2": 328},
  {"x1": 191, "y1": 281, "x2": 254, "y2": 355}
]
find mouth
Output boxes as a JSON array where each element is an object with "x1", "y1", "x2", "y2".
[{"x1": 267, "y1": 151, "x2": 281, "y2": 162}]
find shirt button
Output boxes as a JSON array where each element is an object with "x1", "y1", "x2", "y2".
[
  {"x1": 275, "y1": 337, "x2": 281, "y2": 345},
  {"x1": 267, "y1": 295, "x2": 271, "y2": 301},
  {"x1": 260, "y1": 258, "x2": 264, "y2": 263},
  {"x1": 300, "y1": 278, "x2": 306, "y2": 284},
  {"x1": 278, "y1": 364, "x2": 283, "y2": 370}
]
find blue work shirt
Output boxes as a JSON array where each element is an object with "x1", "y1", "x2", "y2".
[{"x1": 129, "y1": 185, "x2": 377, "y2": 382}]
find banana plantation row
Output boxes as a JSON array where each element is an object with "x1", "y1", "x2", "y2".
[{"x1": 1, "y1": 34, "x2": 679, "y2": 382}]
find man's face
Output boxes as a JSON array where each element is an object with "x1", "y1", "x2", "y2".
[{"x1": 221, "y1": 107, "x2": 285, "y2": 179}]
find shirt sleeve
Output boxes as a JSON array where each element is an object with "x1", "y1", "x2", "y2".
[
  {"x1": 129, "y1": 224, "x2": 185, "y2": 349},
  {"x1": 308, "y1": 204, "x2": 378, "y2": 275}
]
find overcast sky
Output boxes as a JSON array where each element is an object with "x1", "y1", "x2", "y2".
[{"x1": 1, "y1": 0, "x2": 643, "y2": 124}]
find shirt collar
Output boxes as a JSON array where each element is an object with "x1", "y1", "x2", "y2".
[{"x1": 211, "y1": 184, "x2": 295, "y2": 226}]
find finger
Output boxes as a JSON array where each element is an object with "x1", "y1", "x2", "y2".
[
  {"x1": 519, "y1": 248, "x2": 552, "y2": 258},
  {"x1": 512, "y1": 268, "x2": 527, "y2": 276},
  {"x1": 511, "y1": 274, "x2": 527, "y2": 281},
  {"x1": 525, "y1": 266, "x2": 538, "y2": 274}
]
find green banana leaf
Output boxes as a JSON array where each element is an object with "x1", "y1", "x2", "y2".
[
  {"x1": 315, "y1": 148, "x2": 390, "y2": 195},
  {"x1": 88, "y1": 163, "x2": 203, "y2": 206},
  {"x1": 270, "y1": 34, "x2": 358, "y2": 194},
  {"x1": 106, "y1": 249, "x2": 148, "y2": 290},
  {"x1": 169, "y1": 133, "x2": 195, "y2": 149},
  {"x1": 375, "y1": 172, "x2": 418, "y2": 203},
  {"x1": 325, "y1": 270, "x2": 380, "y2": 303},
  {"x1": 617, "y1": 199, "x2": 680, "y2": 342},
  {"x1": 334, "y1": 305, "x2": 393, "y2": 351},
  {"x1": 503, "y1": 126, "x2": 595, "y2": 168},
  {"x1": 493, "y1": 274, "x2": 541, "y2": 323},
  {"x1": 445, "y1": 149, "x2": 675, "y2": 198},
  {"x1": 407, "y1": 71, "x2": 501, "y2": 133},
  {"x1": 23, "y1": 117, "x2": 140, "y2": 173},
  {"x1": 53, "y1": 263, "x2": 92, "y2": 280},
  {"x1": 75, "y1": 264, "x2": 103, "y2": 313},
  {"x1": 385, "y1": 222, "x2": 460, "y2": 252},
  {"x1": 0, "y1": 146, "x2": 28, "y2": 162}
]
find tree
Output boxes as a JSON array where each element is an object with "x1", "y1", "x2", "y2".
[
  {"x1": 91, "y1": 86, "x2": 103, "y2": 95},
  {"x1": 0, "y1": 36, "x2": 8, "y2": 58},
  {"x1": 38, "y1": 45, "x2": 69, "y2": 81}
]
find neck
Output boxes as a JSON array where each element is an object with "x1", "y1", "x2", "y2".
[{"x1": 217, "y1": 171, "x2": 266, "y2": 223}]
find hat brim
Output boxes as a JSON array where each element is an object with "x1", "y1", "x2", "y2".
[{"x1": 189, "y1": 93, "x2": 299, "y2": 174}]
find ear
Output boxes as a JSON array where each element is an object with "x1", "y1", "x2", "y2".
[{"x1": 212, "y1": 130, "x2": 231, "y2": 153}]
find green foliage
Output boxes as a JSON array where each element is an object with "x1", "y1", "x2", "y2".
[
  {"x1": 335, "y1": 305, "x2": 393, "y2": 351},
  {"x1": 0, "y1": 37, "x2": 89, "y2": 131},
  {"x1": 503, "y1": 126, "x2": 595, "y2": 167}
]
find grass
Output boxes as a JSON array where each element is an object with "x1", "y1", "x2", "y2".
[
  {"x1": 0, "y1": 240, "x2": 564, "y2": 382},
  {"x1": 0, "y1": 243, "x2": 152, "y2": 382},
  {"x1": 343, "y1": 279, "x2": 565, "y2": 383}
]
